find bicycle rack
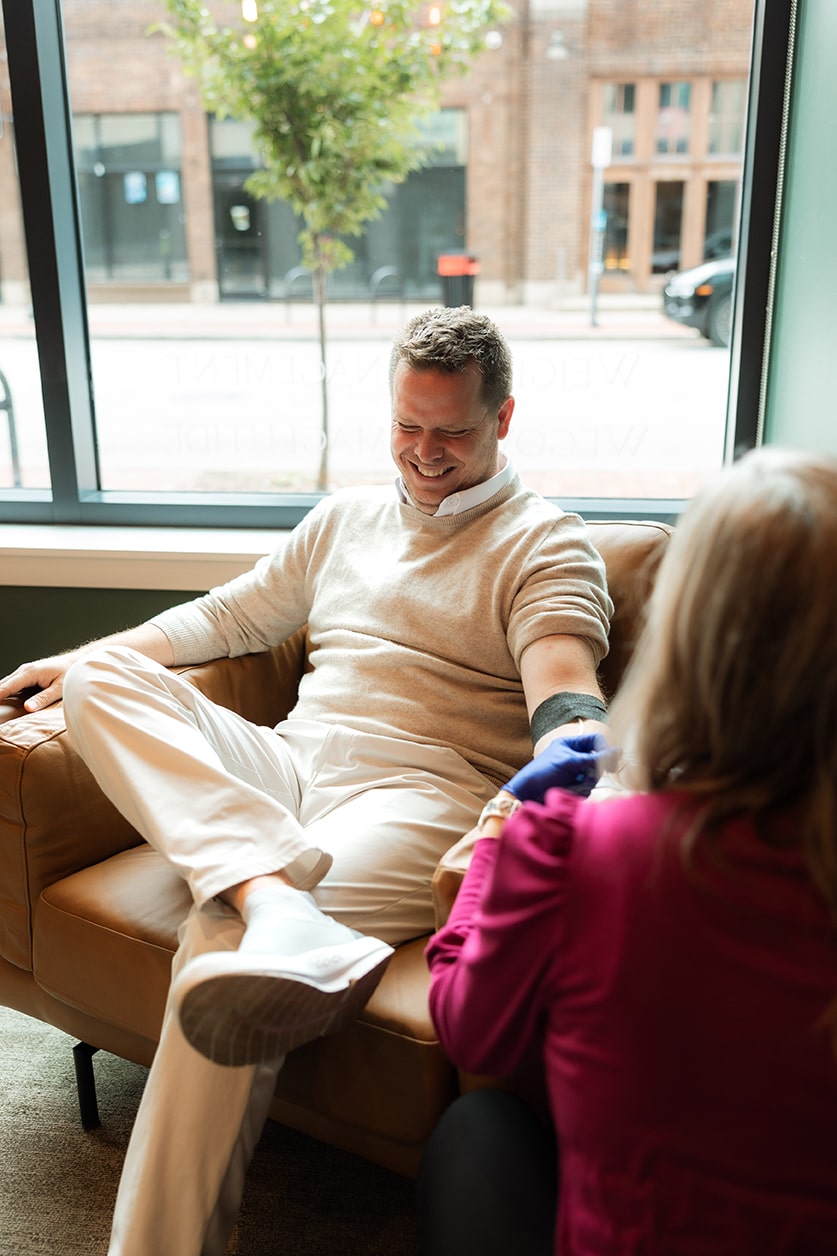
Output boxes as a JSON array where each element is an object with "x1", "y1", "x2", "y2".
[
  {"x1": 282, "y1": 266, "x2": 314, "y2": 321},
  {"x1": 0, "y1": 367, "x2": 21, "y2": 488},
  {"x1": 369, "y1": 266, "x2": 404, "y2": 323}
]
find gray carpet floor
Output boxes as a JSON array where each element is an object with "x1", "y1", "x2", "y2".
[{"x1": 0, "y1": 1005, "x2": 419, "y2": 1255}]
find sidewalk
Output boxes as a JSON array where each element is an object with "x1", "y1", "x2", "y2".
[{"x1": 0, "y1": 292, "x2": 688, "y2": 343}]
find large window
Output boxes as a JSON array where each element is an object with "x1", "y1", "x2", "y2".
[{"x1": 0, "y1": 0, "x2": 788, "y2": 525}]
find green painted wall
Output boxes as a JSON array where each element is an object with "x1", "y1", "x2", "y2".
[
  {"x1": 764, "y1": 0, "x2": 837, "y2": 450},
  {"x1": 0, "y1": 587, "x2": 199, "y2": 674}
]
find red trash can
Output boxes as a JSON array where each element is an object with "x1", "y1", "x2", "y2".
[{"x1": 437, "y1": 254, "x2": 480, "y2": 307}]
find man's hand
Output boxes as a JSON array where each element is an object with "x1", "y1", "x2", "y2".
[
  {"x1": 0, "y1": 653, "x2": 80, "y2": 712},
  {"x1": 504, "y1": 734, "x2": 619, "y2": 803},
  {"x1": 0, "y1": 624, "x2": 175, "y2": 716}
]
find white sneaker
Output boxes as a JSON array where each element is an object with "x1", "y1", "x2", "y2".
[{"x1": 173, "y1": 927, "x2": 394, "y2": 1067}]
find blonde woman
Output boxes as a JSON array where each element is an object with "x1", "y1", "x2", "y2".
[{"x1": 421, "y1": 447, "x2": 837, "y2": 1255}]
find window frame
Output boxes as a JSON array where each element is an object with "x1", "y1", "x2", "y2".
[{"x1": 0, "y1": 0, "x2": 793, "y2": 529}]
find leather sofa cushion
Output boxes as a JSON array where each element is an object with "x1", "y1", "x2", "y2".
[
  {"x1": 35, "y1": 846, "x2": 186, "y2": 1038},
  {"x1": 586, "y1": 519, "x2": 671, "y2": 699},
  {"x1": 35, "y1": 842, "x2": 450, "y2": 1144}
]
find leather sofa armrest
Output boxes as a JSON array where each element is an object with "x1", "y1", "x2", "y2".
[
  {"x1": 0, "y1": 700, "x2": 144, "y2": 971},
  {"x1": 0, "y1": 695, "x2": 31, "y2": 726},
  {"x1": 431, "y1": 824, "x2": 482, "y2": 931},
  {"x1": 0, "y1": 631, "x2": 308, "y2": 973}
]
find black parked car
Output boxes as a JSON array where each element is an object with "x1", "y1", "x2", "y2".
[{"x1": 662, "y1": 257, "x2": 735, "y2": 347}]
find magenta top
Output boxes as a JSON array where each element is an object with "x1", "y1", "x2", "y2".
[{"x1": 426, "y1": 788, "x2": 837, "y2": 1254}]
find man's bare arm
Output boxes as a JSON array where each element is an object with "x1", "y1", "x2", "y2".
[
  {"x1": 518, "y1": 633, "x2": 608, "y2": 754},
  {"x1": 0, "y1": 622, "x2": 175, "y2": 713}
]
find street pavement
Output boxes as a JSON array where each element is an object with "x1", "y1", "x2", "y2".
[
  {"x1": 0, "y1": 294, "x2": 723, "y2": 502},
  {"x1": 0, "y1": 291, "x2": 688, "y2": 343}
]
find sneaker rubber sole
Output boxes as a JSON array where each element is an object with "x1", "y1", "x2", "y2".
[{"x1": 174, "y1": 936, "x2": 394, "y2": 1067}]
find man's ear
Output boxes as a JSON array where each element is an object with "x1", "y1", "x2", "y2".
[{"x1": 497, "y1": 396, "x2": 515, "y2": 440}]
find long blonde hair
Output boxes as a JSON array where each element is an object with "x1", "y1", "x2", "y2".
[{"x1": 609, "y1": 446, "x2": 837, "y2": 917}]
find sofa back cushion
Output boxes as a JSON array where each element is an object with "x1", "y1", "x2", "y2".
[{"x1": 587, "y1": 519, "x2": 672, "y2": 698}]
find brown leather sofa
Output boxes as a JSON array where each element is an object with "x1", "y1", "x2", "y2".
[{"x1": 0, "y1": 519, "x2": 672, "y2": 1179}]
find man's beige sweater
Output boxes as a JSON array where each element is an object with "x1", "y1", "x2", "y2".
[{"x1": 151, "y1": 476, "x2": 612, "y2": 786}]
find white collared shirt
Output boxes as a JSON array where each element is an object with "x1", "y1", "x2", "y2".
[{"x1": 396, "y1": 456, "x2": 514, "y2": 517}]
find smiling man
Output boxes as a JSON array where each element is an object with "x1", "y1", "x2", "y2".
[
  {"x1": 0, "y1": 305, "x2": 612, "y2": 1256},
  {"x1": 390, "y1": 354, "x2": 512, "y2": 515}
]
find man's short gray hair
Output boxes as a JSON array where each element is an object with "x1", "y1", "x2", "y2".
[{"x1": 389, "y1": 306, "x2": 513, "y2": 412}]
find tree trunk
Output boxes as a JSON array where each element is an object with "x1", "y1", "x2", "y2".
[{"x1": 314, "y1": 266, "x2": 329, "y2": 492}]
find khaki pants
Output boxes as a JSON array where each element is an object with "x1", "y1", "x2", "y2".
[{"x1": 63, "y1": 646, "x2": 495, "y2": 1256}]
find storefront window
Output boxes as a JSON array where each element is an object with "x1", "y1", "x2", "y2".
[
  {"x1": 603, "y1": 183, "x2": 631, "y2": 271},
  {"x1": 705, "y1": 181, "x2": 738, "y2": 258},
  {"x1": 652, "y1": 182, "x2": 685, "y2": 273},
  {"x1": 74, "y1": 113, "x2": 189, "y2": 283},
  {"x1": 656, "y1": 81, "x2": 692, "y2": 154},
  {"x1": 209, "y1": 112, "x2": 467, "y2": 303},
  {"x1": 708, "y1": 80, "x2": 747, "y2": 156},
  {"x1": 602, "y1": 83, "x2": 636, "y2": 158}
]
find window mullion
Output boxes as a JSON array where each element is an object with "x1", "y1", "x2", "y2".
[
  {"x1": 2, "y1": 0, "x2": 98, "y2": 520},
  {"x1": 725, "y1": 0, "x2": 795, "y2": 459}
]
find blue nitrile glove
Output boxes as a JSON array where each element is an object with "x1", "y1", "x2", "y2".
[{"x1": 504, "y1": 734, "x2": 615, "y2": 803}]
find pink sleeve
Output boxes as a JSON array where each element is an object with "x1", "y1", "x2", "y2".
[{"x1": 425, "y1": 790, "x2": 582, "y2": 1077}]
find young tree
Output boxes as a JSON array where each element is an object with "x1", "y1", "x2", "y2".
[{"x1": 160, "y1": 0, "x2": 509, "y2": 489}]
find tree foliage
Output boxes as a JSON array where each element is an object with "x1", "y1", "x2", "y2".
[
  {"x1": 162, "y1": 0, "x2": 507, "y2": 271},
  {"x1": 159, "y1": 0, "x2": 509, "y2": 486}
]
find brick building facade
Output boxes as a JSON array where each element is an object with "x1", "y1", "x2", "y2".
[{"x1": 0, "y1": 0, "x2": 753, "y2": 305}]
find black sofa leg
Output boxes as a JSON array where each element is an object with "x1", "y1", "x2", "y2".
[{"x1": 73, "y1": 1041, "x2": 101, "y2": 1130}]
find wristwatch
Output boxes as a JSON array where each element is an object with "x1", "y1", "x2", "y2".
[{"x1": 477, "y1": 793, "x2": 522, "y2": 831}]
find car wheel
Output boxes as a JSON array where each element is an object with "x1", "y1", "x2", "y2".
[{"x1": 706, "y1": 291, "x2": 732, "y2": 348}]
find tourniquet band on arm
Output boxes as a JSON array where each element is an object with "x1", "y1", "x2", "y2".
[{"x1": 530, "y1": 691, "x2": 607, "y2": 746}]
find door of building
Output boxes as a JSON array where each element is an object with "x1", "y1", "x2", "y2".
[{"x1": 213, "y1": 176, "x2": 269, "y2": 299}]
